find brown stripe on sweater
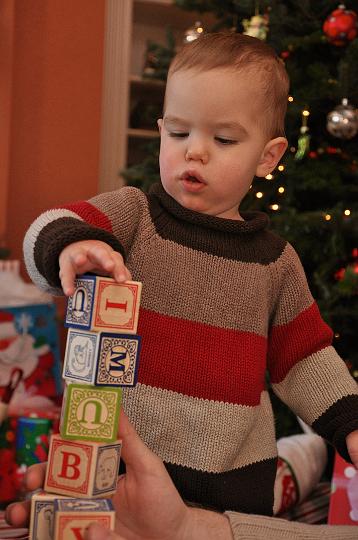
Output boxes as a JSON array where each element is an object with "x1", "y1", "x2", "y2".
[
  {"x1": 165, "y1": 457, "x2": 276, "y2": 514},
  {"x1": 146, "y1": 185, "x2": 286, "y2": 264},
  {"x1": 34, "y1": 217, "x2": 124, "y2": 288},
  {"x1": 123, "y1": 385, "x2": 277, "y2": 472},
  {"x1": 272, "y1": 346, "x2": 358, "y2": 425},
  {"x1": 312, "y1": 394, "x2": 358, "y2": 462}
]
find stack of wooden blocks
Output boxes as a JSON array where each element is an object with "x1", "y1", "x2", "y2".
[{"x1": 29, "y1": 274, "x2": 142, "y2": 540}]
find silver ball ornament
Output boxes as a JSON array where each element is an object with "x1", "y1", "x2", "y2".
[{"x1": 326, "y1": 98, "x2": 358, "y2": 139}]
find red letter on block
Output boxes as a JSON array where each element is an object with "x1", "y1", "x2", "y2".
[
  {"x1": 58, "y1": 451, "x2": 81, "y2": 480},
  {"x1": 71, "y1": 528, "x2": 85, "y2": 540}
]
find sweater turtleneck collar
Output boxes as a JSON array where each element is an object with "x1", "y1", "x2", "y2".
[{"x1": 148, "y1": 182, "x2": 270, "y2": 235}]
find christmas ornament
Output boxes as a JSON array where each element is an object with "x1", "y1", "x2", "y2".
[
  {"x1": 326, "y1": 98, "x2": 358, "y2": 139},
  {"x1": 183, "y1": 21, "x2": 204, "y2": 43},
  {"x1": 335, "y1": 249, "x2": 358, "y2": 295},
  {"x1": 295, "y1": 110, "x2": 310, "y2": 160},
  {"x1": 323, "y1": 4, "x2": 358, "y2": 46},
  {"x1": 242, "y1": 13, "x2": 269, "y2": 41}
]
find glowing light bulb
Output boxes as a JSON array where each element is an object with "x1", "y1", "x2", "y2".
[
  {"x1": 256, "y1": 191, "x2": 263, "y2": 199},
  {"x1": 278, "y1": 187, "x2": 285, "y2": 193},
  {"x1": 288, "y1": 96, "x2": 294, "y2": 102},
  {"x1": 325, "y1": 214, "x2": 332, "y2": 221},
  {"x1": 302, "y1": 109, "x2": 310, "y2": 117},
  {"x1": 278, "y1": 165, "x2": 285, "y2": 171},
  {"x1": 270, "y1": 204, "x2": 280, "y2": 211},
  {"x1": 344, "y1": 209, "x2": 351, "y2": 216},
  {"x1": 265, "y1": 173, "x2": 273, "y2": 180}
]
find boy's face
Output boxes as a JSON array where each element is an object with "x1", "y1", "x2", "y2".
[{"x1": 158, "y1": 68, "x2": 286, "y2": 220}]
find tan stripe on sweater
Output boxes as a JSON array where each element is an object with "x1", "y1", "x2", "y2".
[
  {"x1": 272, "y1": 345, "x2": 358, "y2": 425},
  {"x1": 122, "y1": 385, "x2": 277, "y2": 473}
]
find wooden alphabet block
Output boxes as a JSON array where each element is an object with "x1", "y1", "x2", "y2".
[
  {"x1": 53, "y1": 498, "x2": 115, "y2": 540},
  {"x1": 60, "y1": 383, "x2": 122, "y2": 443},
  {"x1": 63, "y1": 328, "x2": 141, "y2": 387},
  {"x1": 29, "y1": 492, "x2": 68, "y2": 540},
  {"x1": 65, "y1": 274, "x2": 142, "y2": 334},
  {"x1": 45, "y1": 434, "x2": 122, "y2": 498}
]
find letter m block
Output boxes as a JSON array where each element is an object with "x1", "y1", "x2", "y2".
[
  {"x1": 45, "y1": 434, "x2": 121, "y2": 498},
  {"x1": 65, "y1": 274, "x2": 142, "y2": 334}
]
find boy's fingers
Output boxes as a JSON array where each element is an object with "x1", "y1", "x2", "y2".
[
  {"x1": 59, "y1": 259, "x2": 76, "y2": 296},
  {"x1": 5, "y1": 500, "x2": 31, "y2": 527}
]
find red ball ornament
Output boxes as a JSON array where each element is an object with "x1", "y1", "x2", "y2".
[{"x1": 323, "y1": 4, "x2": 358, "y2": 46}]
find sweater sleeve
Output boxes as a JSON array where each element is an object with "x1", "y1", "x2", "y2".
[
  {"x1": 225, "y1": 511, "x2": 358, "y2": 539},
  {"x1": 267, "y1": 243, "x2": 358, "y2": 462},
  {"x1": 23, "y1": 186, "x2": 144, "y2": 295}
]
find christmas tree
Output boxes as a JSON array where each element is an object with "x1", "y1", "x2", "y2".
[{"x1": 122, "y1": 1, "x2": 358, "y2": 437}]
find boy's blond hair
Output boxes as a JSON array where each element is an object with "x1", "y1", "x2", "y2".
[{"x1": 168, "y1": 32, "x2": 289, "y2": 139}]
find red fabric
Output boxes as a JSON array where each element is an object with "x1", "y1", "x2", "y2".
[
  {"x1": 137, "y1": 308, "x2": 267, "y2": 405},
  {"x1": 268, "y1": 302, "x2": 333, "y2": 384},
  {"x1": 62, "y1": 200, "x2": 114, "y2": 232}
]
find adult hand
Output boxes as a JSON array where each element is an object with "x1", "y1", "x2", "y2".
[
  {"x1": 346, "y1": 429, "x2": 358, "y2": 469},
  {"x1": 59, "y1": 240, "x2": 132, "y2": 296},
  {"x1": 86, "y1": 411, "x2": 233, "y2": 540},
  {"x1": 6, "y1": 412, "x2": 233, "y2": 540}
]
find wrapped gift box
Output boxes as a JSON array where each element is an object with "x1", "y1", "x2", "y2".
[{"x1": 328, "y1": 452, "x2": 358, "y2": 525}]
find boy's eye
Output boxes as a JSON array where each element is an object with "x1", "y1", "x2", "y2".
[
  {"x1": 169, "y1": 132, "x2": 188, "y2": 138},
  {"x1": 215, "y1": 137, "x2": 237, "y2": 145}
]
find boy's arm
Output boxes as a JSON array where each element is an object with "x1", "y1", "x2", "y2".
[
  {"x1": 23, "y1": 186, "x2": 144, "y2": 295},
  {"x1": 268, "y1": 243, "x2": 358, "y2": 463}
]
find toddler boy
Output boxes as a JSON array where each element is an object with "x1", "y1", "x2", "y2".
[{"x1": 24, "y1": 32, "x2": 358, "y2": 517}]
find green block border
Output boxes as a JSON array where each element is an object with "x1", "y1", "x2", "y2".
[{"x1": 60, "y1": 383, "x2": 122, "y2": 443}]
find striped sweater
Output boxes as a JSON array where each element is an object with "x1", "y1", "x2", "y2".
[{"x1": 24, "y1": 182, "x2": 358, "y2": 516}]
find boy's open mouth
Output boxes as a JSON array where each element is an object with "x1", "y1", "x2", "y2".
[{"x1": 181, "y1": 170, "x2": 205, "y2": 185}]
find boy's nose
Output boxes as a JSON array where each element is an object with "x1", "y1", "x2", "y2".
[{"x1": 185, "y1": 145, "x2": 209, "y2": 164}]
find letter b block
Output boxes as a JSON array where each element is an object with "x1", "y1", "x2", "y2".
[
  {"x1": 54, "y1": 498, "x2": 115, "y2": 540},
  {"x1": 60, "y1": 383, "x2": 122, "y2": 443},
  {"x1": 65, "y1": 274, "x2": 142, "y2": 334},
  {"x1": 45, "y1": 434, "x2": 121, "y2": 498}
]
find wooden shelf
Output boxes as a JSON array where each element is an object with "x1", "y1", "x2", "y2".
[{"x1": 127, "y1": 128, "x2": 160, "y2": 139}]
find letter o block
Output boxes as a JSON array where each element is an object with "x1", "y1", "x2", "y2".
[
  {"x1": 44, "y1": 434, "x2": 121, "y2": 498},
  {"x1": 65, "y1": 275, "x2": 142, "y2": 334}
]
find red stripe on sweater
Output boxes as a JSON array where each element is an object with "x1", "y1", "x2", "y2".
[
  {"x1": 268, "y1": 302, "x2": 333, "y2": 384},
  {"x1": 61, "y1": 201, "x2": 113, "y2": 232},
  {"x1": 137, "y1": 309, "x2": 267, "y2": 405}
]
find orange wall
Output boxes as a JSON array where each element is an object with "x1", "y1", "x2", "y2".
[{"x1": 4, "y1": 0, "x2": 106, "y2": 268}]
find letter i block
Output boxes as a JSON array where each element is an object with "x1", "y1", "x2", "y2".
[
  {"x1": 63, "y1": 328, "x2": 141, "y2": 387},
  {"x1": 29, "y1": 492, "x2": 68, "y2": 540},
  {"x1": 53, "y1": 498, "x2": 115, "y2": 540},
  {"x1": 45, "y1": 433, "x2": 122, "y2": 498},
  {"x1": 65, "y1": 274, "x2": 142, "y2": 334},
  {"x1": 60, "y1": 383, "x2": 122, "y2": 442}
]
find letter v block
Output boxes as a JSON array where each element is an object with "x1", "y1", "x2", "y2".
[
  {"x1": 63, "y1": 329, "x2": 141, "y2": 387},
  {"x1": 60, "y1": 383, "x2": 122, "y2": 443},
  {"x1": 53, "y1": 498, "x2": 115, "y2": 540},
  {"x1": 45, "y1": 434, "x2": 121, "y2": 498},
  {"x1": 65, "y1": 274, "x2": 142, "y2": 334}
]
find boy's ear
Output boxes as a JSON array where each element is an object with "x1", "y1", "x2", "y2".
[
  {"x1": 256, "y1": 137, "x2": 288, "y2": 178},
  {"x1": 157, "y1": 118, "x2": 163, "y2": 132}
]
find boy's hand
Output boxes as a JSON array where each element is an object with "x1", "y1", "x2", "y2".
[
  {"x1": 59, "y1": 240, "x2": 132, "y2": 296},
  {"x1": 346, "y1": 430, "x2": 358, "y2": 468}
]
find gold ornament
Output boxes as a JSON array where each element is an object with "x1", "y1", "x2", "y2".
[{"x1": 242, "y1": 13, "x2": 269, "y2": 41}]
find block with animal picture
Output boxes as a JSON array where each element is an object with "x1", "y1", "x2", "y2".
[
  {"x1": 53, "y1": 498, "x2": 115, "y2": 540},
  {"x1": 60, "y1": 383, "x2": 122, "y2": 443},
  {"x1": 64, "y1": 274, "x2": 142, "y2": 334},
  {"x1": 63, "y1": 328, "x2": 141, "y2": 387},
  {"x1": 29, "y1": 492, "x2": 69, "y2": 540},
  {"x1": 44, "y1": 433, "x2": 122, "y2": 498}
]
